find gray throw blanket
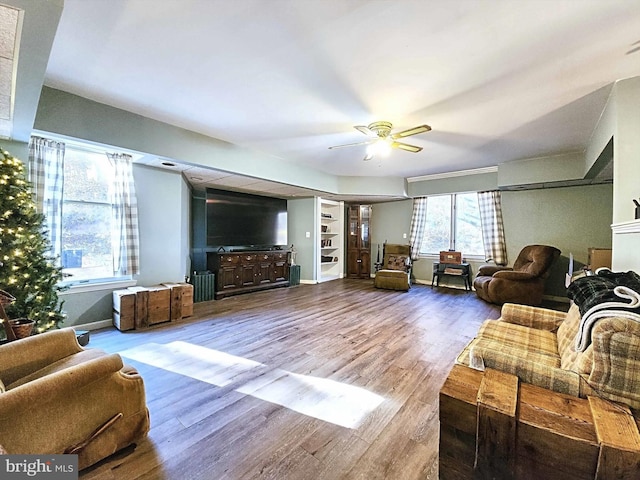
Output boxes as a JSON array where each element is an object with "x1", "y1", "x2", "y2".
[{"x1": 567, "y1": 269, "x2": 640, "y2": 351}]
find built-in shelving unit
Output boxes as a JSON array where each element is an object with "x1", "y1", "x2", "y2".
[{"x1": 317, "y1": 198, "x2": 344, "y2": 282}]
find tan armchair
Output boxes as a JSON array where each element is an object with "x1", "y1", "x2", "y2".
[
  {"x1": 473, "y1": 244, "x2": 560, "y2": 306},
  {"x1": 0, "y1": 328, "x2": 149, "y2": 470},
  {"x1": 374, "y1": 243, "x2": 412, "y2": 291}
]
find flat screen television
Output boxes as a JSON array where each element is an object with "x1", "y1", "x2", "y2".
[{"x1": 206, "y1": 188, "x2": 287, "y2": 249}]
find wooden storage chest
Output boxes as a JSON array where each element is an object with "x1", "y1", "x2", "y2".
[
  {"x1": 162, "y1": 282, "x2": 194, "y2": 319},
  {"x1": 146, "y1": 285, "x2": 171, "y2": 325},
  {"x1": 439, "y1": 364, "x2": 640, "y2": 480},
  {"x1": 112, "y1": 289, "x2": 136, "y2": 331},
  {"x1": 440, "y1": 250, "x2": 462, "y2": 264},
  {"x1": 126, "y1": 286, "x2": 149, "y2": 329}
]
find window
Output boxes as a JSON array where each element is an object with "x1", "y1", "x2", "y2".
[
  {"x1": 61, "y1": 147, "x2": 118, "y2": 283},
  {"x1": 29, "y1": 135, "x2": 140, "y2": 286},
  {"x1": 420, "y1": 193, "x2": 484, "y2": 257}
]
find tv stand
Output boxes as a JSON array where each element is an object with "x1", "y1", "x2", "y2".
[{"x1": 208, "y1": 250, "x2": 290, "y2": 299}]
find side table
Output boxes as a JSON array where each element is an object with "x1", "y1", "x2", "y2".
[{"x1": 432, "y1": 262, "x2": 471, "y2": 291}]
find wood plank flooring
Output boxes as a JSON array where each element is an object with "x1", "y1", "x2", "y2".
[{"x1": 80, "y1": 279, "x2": 502, "y2": 480}]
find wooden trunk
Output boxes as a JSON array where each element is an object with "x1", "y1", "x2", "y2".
[
  {"x1": 439, "y1": 364, "x2": 640, "y2": 480},
  {"x1": 112, "y1": 289, "x2": 136, "y2": 331},
  {"x1": 162, "y1": 282, "x2": 194, "y2": 319},
  {"x1": 127, "y1": 286, "x2": 149, "y2": 329},
  {"x1": 146, "y1": 285, "x2": 171, "y2": 325}
]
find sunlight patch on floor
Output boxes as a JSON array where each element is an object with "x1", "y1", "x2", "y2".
[
  {"x1": 119, "y1": 341, "x2": 384, "y2": 428},
  {"x1": 237, "y1": 369, "x2": 385, "y2": 428},
  {"x1": 119, "y1": 341, "x2": 263, "y2": 387}
]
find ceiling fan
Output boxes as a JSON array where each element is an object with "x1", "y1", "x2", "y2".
[{"x1": 329, "y1": 121, "x2": 431, "y2": 161}]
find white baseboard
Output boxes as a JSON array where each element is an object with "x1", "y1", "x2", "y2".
[{"x1": 415, "y1": 279, "x2": 472, "y2": 291}]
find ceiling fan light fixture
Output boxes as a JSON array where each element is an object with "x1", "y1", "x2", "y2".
[
  {"x1": 366, "y1": 138, "x2": 392, "y2": 157},
  {"x1": 329, "y1": 120, "x2": 430, "y2": 160}
]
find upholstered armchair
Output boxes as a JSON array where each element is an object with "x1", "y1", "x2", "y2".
[
  {"x1": 0, "y1": 328, "x2": 149, "y2": 470},
  {"x1": 473, "y1": 244, "x2": 560, "y2": 306},
  {"x1": 456, "y1": 299, "x2": 640, "y2": 409},
  {"x1": 374, "y1": 243, "x2": 412, "y2": 291}
]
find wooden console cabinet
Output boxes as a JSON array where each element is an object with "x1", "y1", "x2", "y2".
[{"x1": 209, "y1": 250, "x2": 290, "y2": 299}]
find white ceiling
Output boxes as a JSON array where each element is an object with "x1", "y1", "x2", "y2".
[{"x1": 34, "y1": 1, "x2": 640, "y2": 185}]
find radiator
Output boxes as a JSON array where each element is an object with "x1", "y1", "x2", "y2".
[
  {"x1": 289, "y1": 265, "x2": 301, "y2": 286},
  {"x1": 190, "y1": 272, "x2": 215, "y2": 302}
]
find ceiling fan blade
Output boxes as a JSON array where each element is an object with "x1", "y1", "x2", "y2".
[
  {"x1": 354, "y1": 125, "x2": 375, "y2": 136},
  {"x1": 363, "y1": 152, "x2": 374, "y2": 161},
  {"x1": 391, "y1": 124, "x2": 432, "y2": 139},
  {"x1": 392, "y1": 141, "x2": 423, "y2": 153},
  {"x1": 328, "y1": 139, "x2": 375, "y2": 150}
]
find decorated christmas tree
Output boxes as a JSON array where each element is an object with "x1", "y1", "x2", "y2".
[{"x1": 0, "y1": 147, "x2": 65, "y2": 339}]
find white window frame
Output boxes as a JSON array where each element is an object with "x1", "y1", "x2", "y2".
[
  {"x1": 419, "y1": 192, "x2": 485, "y2": 259},
  {"x1": 34, "y1": 134, "x2": 136, "y2": 290}
]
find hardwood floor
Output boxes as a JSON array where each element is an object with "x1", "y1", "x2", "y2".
[{"x1": 80, "y1": 279, "x2": 502, "y2": 480}]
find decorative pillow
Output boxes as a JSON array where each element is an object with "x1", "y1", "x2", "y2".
[{"x1": 386, "y1": 255, "x2": 409, "y2": 271}]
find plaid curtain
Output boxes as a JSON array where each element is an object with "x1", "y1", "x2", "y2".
[
  {"x1": 28, "y1": 136, "x2": 65, "y2": 259},
  {"x1": 408, "y1": 197, "x2": 428, "y2": 261},
  {"x1": 477, "y1": 190, "x2": 508, "y2": 266},
  {"x1": 108, "y1": 153, "x2": 140, "y2": 275}
]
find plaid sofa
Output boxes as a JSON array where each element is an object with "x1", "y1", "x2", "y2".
[{"x1": 457, "y1": 302, "x2": 640, "y2": 409}]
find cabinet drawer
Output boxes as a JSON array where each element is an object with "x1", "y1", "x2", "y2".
[
  {"x1": 272, "y1": 252, "x2": 288, "y2": 262},
  {"x1": 221, "y1": 254, "x2": 240, "y2": 264}
]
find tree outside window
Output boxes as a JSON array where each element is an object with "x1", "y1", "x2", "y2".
[
  {"x1": 420, "y1": 193, "x2": 484, "y2": 256},
  {"x1": 61, "y1": 148, "x2": 115, "y2": 282}
]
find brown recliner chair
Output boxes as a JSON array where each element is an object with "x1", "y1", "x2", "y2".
[
  {"x1": 473, "y1": 244, "x2": 560, "y2": 306},
  {"x1": 0, "y1": 328, "x2": 149, "y2": 470}
]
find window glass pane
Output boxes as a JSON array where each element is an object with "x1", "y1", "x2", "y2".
[
  {"x1": 63, "y1": 149, "x2": 112, "y2": 202},
  {"x1": 61, "y1": 202, "x2": 113, "y2": 281},
  {"x1": 421, "y1": 195, "x2": 451, "y2": 254},
  {"x1": 455, "y1": 193, "x2": 484, "y2": 256},
  {"x1": 61, "y1": 147, "x2": 116, "y2": 282},
  {"x1": 360, "y1": 205, "x2": 370, "y2": 249}
]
